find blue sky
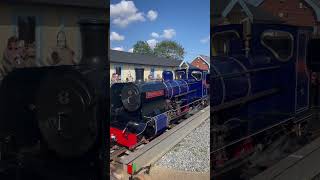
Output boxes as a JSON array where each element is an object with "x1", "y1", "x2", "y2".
[{"x1": 110, "y1": 0, "x2": 210, "y2": 62}]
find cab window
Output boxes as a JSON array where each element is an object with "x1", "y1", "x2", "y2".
[
  {"x1": 213, "y1": 31, "x2": 240, "y2": 56},
  {"x1": 175, "y1": 71, "x2": 186, "y2": 80},
  {"x1": 191, "y1": 71, "x2": 202, "y2": 81},
  {"x1": 261, "y1": 30, "x2": 294, "y2": 62}
]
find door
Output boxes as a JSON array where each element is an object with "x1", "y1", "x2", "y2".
[
  {"x1": 203, "y1": 71, "x2": 208, "y2": 97},
  {"x1": 296, "y1": 32, "x2": 310, "y2": 113}
]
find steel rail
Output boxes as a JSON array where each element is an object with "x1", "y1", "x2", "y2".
[{"x1": 119, "y1": 106, "x2": 210, "y2": 178}]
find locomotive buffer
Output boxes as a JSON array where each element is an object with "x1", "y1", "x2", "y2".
[{"x1": 111, "y1": 106, "x2": 210, "y2": 180}]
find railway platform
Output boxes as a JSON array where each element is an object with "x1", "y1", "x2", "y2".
[
  {"x1": 111, "y1": 106, "x2": 210, "y2": 180},
  {"x1": 252, "y1": 132, "x2": 320, "y2": 180}
]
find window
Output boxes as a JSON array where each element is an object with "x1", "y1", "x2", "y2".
[
  {"x1": 261, "y1": 30, "x2": 294, "y2": 62},
  {"x1": 299, "y1": 2, "x2": 303, "y2": 8},
  {"x1": 150, "y1": 67, "x2": 155, "y2": 78},
  {"x1": 191, "y1": 71, "x2": 202, "y2": 81},
  {"x1": 213, "y1": 31, "x2": 240, "y2": 56},
  {"x1": 18, "y1": 16, "x2": 36, "y2": 45},
  {"x1": 175, "y1": 70, "x2": 186, "y2": 80},
  {"x1": 115, "y1": 66, "x2": 121, "y2": 76}
]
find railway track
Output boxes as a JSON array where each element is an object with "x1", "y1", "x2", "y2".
[
  {"x1": 211, "y1": 108, "x2": 320, "y2": 180},
  {"x1": 110, "y1": 106, "x2": 210, "y2": 180}
]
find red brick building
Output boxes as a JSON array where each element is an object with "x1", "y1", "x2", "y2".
[
  {"x1": 215, "y1": 0, "x2": 320, "y2": 35},
  {"x1": 249, "y1": 0, "x2": 320, "y2": 36},
  {"x1": 191, "y1": 55, "x2": 210, "y2": 71}
]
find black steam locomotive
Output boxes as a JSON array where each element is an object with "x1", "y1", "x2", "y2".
[{"x1": 0, "y1": 19, "x2": 108, "y2": 180}]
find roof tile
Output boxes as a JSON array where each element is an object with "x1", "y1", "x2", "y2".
[
  {"x1": 110, "y1": 50, "x2": 182, "y2": 67},
  {"x1": 3, "y1": 0, "x2": 107, "y2": 8}
]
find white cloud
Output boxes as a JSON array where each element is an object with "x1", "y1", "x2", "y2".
[
  {"x1": 147, "y1": 39, "x2": 158, "y2": 49},
  {"x1": 161, "y1": 29, "x2": 176, "y2": 39},
  {"x1": 150, "y1": 29, "x2": 176, "y2": 40},
  {"x1": 151, "y1": 32, "x2": 159, "y2": 38},
  {"x1": 147, "y1": 10, "x2": 158, "y2": 21},
  {"x1": 112, "y1": 47, "x2": 124, "y2": 51},
  {"x1": 110, "y1": 1, "x2": 136, "y2": 17},
  {"x1": 110, "y1": 1, "x2": 145, "y2": 28},
  {"x1": 112, "y1": 13, "x2": 145, "y2": 28},
  {"x1": 200, "y1": 35, "x2": 210, "y2": 44},
  {"x1": 110, "y1": 31, "x2": 125, "y2": 41},
  {"x1": 128, "y1": 48, "x2": 134, "y2": 53}
]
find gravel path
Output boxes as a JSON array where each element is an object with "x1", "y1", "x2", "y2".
[{"x1": 155, "y1": 118, "x2": 210, "y2": 172}]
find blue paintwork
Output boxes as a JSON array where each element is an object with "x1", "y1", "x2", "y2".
[
  {"x1": 111, "y1": 67, "x2": 209, "y2": 136},
  {"x1": 212, "y1": 56, "x2": 251, "y2": 106},
  {"x1": 212, "y1": 23, "x2": 312, "y2": 134},
  {"x1": 155, "y1": 114, "x2": 168, "y2": 135},
  {"x1": 162, "y1": 69, "x2": 208, "y2": 101},
  {"x1": 296, "y1": 32, "x2": 310, "y2": 113},
  {"x1": 164, "y1": 80, "x2": 188, "y2": 97},
  {"x1": 162, "y1": 71, "x2": 174, "y2": 81}
]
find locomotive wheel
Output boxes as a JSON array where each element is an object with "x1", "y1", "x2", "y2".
[{"x1": 35, "y1": 71, "x2": 99, "y2": 158}]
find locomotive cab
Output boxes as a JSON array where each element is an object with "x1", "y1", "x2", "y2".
[
  {"x1": 212, "y1": 22, "x2": 314, "y2": 172},
  {"x1": 212, "y1": 22, "x2": 312, "y2": 115},
  {"x1": 175, "y1": 69, "x2": 188, "y2": 79}
]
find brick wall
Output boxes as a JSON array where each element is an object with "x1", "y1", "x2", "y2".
[
  {"x1": 260, "y1": 0, "x2": 317, "y2": 27},
  {"x1": 191, "y1": 57, "x2": 209, "y2": 71}
]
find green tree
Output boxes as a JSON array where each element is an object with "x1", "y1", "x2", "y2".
[
  {"x1": 133, "y1": 41, "x2": 153, "y2": 54},
  {"x1": 153, "y1": 41, "x2": 185, "y2": 60}
]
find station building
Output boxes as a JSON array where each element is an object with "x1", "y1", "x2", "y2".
[
  {"x1": 213, "y1": 0, "x2": 320, "y2": 36},
  {"x1": 110, "y1": 50, "x2": 182, "y2": 82}
]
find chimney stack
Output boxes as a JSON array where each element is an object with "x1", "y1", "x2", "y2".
[
  {"x1": 135, "y1": 68, "x2": 144, "y2": 83},
  {"x1": 79, "y1": 18, "x2": 107, "y2": 68}
]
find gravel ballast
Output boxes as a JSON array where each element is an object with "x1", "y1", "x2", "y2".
[{"x1": 155, "y1": 118, "x2": 210, "y2": 172}]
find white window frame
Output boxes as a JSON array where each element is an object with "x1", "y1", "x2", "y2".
[
  {"x1": 191, "y1": 70, "x2": 202, "y2": 81},
  {"x1": 261, "y1": 30, "x2": 294, "y2": 62}
]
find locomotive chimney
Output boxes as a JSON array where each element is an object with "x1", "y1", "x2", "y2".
[
  {"x1": 162, "y1": 71, "x2": 173, "y2": 81},
  {"x1": 135, "y1": 68, "x2": 144, "y2": 83},
  {"x1": 79, "y1": 18, "x2": 107, "y2": 68}
]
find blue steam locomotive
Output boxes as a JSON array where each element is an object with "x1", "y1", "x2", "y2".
[
  {"x1": 212, "y1": 20, "x2": 319, "y2": 172},
  {"x1": 110, "y1": 68, "x2": 209, "y2": 149}
]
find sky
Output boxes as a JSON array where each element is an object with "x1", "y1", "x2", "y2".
[{"x1": 110, "y1": 0, "x2": 210, "y2": 62}]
